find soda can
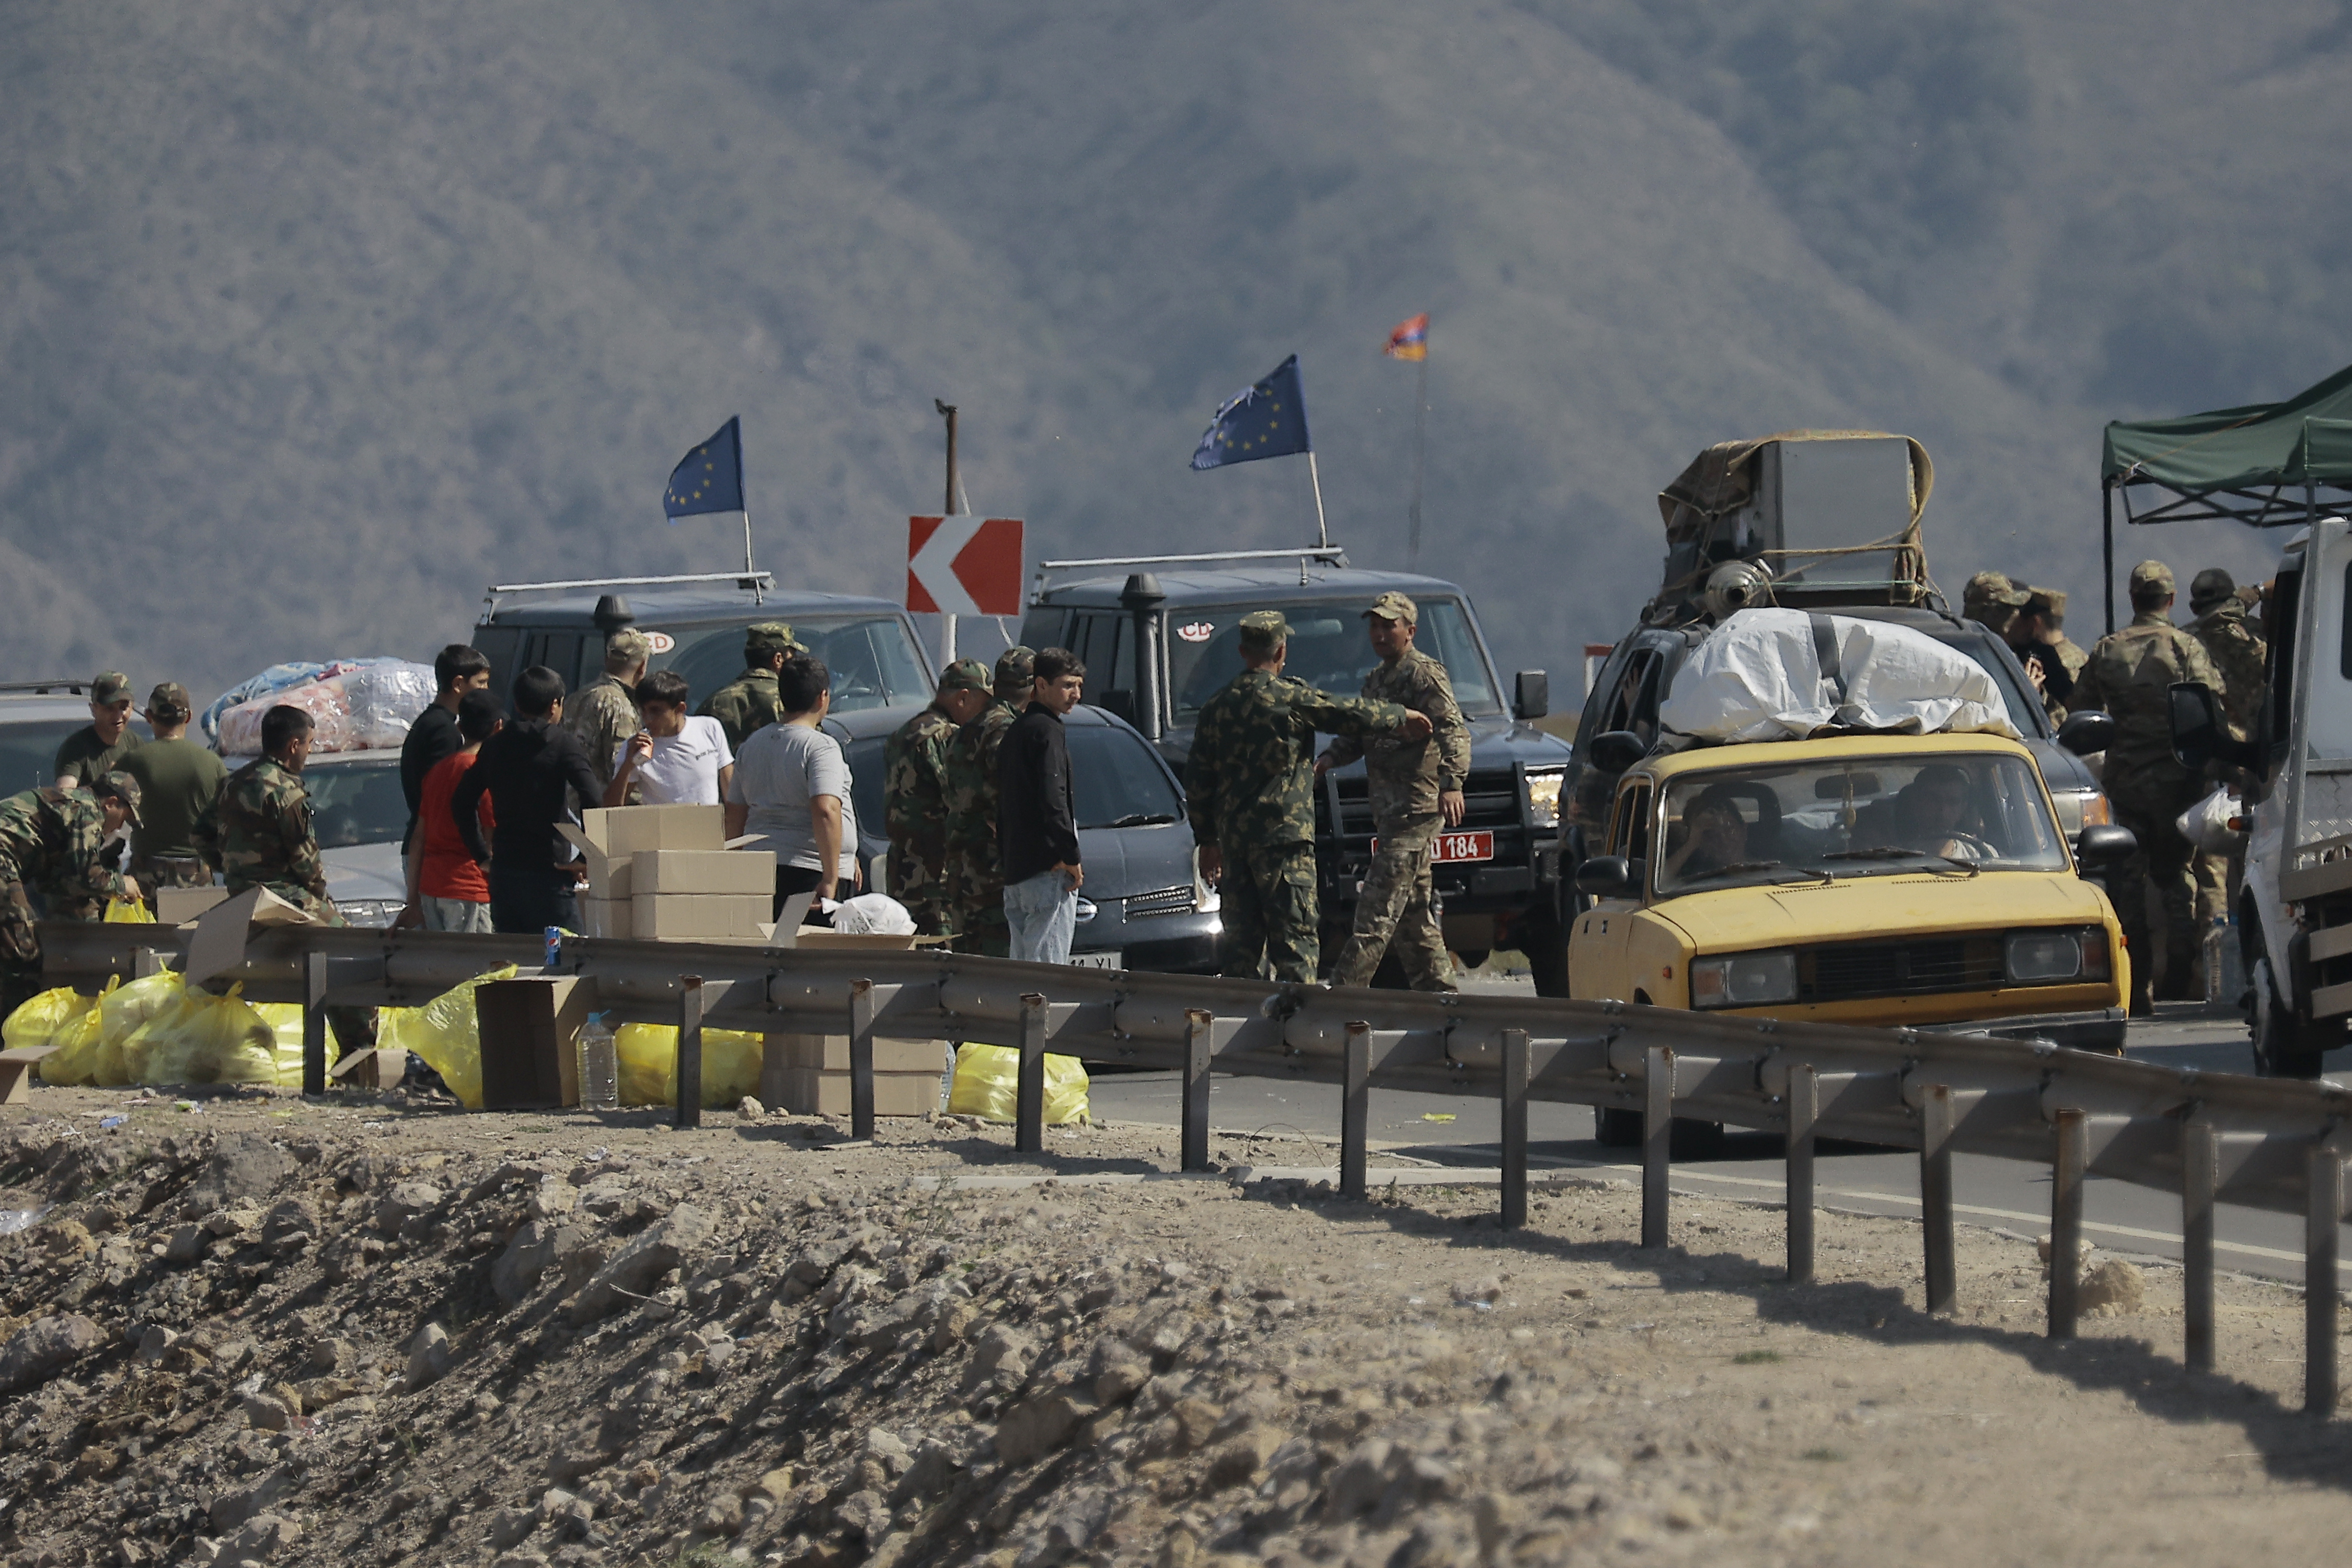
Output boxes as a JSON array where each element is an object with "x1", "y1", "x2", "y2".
[{"x1": 544, "y1": 926, "x2": 563, "y2": 972}]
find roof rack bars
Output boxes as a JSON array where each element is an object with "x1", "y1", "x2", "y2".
[
  {"x1": 1035, "y1": 546, "x2": 1347, "y2": 572},
  {"x1": 0, "y1": 680, "x2": 88, "y2": 696}
]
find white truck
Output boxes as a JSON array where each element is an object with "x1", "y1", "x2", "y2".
[{"x1": 2174, "y1": 517, "x2": 2352, "y2": 1075}]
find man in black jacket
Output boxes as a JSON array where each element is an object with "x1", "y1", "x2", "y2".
[
  {"x1": 451, "y1": 665, "x2": 603, "y2": 934},
  {"x1": 398, "y1": 643, "x2": 491, "y2": 925},
  {"x1": 997, "y1": 648, "x2": 1085, "y2": 964}
]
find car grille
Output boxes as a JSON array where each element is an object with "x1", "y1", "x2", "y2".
[
  {"x1": 1121, "y1": 884, "x2": 1196, "y2": 920},
  {"x1": 1322, "y1": 768, "x2": 1523, "y2": 838},
  {"x1": 1798, "y1": 938, "x2": 2003, "y2": 1001}
]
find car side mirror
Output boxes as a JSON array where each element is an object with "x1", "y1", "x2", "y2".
[
  {"x1": 1514, "y1": 671, "x2": 1549, "y2": 722},
  {"x1": 2074, "y1": 824, "x2": 2137, "y2": 865},
  {"x1": 1587, "y1": 729, "x2": 1647, "y2": 775},
  {"x1": 2055, "y1": 709, "x2": 2114, "y2": 756},
  {"x1": 1575, "y1": 855, "x2": 1638, "y2": 897}
]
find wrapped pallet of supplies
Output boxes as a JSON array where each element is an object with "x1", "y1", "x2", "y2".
[
  {"x1": 213, "y1": 657, "x2": 434, "y2": 755},
  {"x1": 1657, "y1": 608, "x2": 2019, "y2": 744}
]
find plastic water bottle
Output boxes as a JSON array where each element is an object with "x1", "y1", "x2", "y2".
[{"x1": 577, "y1": 1012, "x2": 619, "y2": 1112}]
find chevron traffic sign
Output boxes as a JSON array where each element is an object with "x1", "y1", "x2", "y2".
[{"x1": 906, "y1": 516, "x2": 1023, "y2": 615}]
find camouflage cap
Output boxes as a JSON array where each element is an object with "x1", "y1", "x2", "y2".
[
  {"x1": 1961, "y1": 571, "x2": 2030, "y2": 611},
  {"x1": 93, "y1": 769, "x2": 142, "y2": 827},
  {"x1": 937, "y1": 657, "x2": 991, "y2": 695},
  {"x1": 605, "y1": 627, "x2": 652, "y2": 665},
  {"x1": 145, "y1": 682, "x2": 193, "y2": 722},
  {"x1": 2022, "y1": 586, "x2": 2067, "y2": 619},
  {"x1": 1363, "y1": 590, "x2": 1419, "y2": 624},
  {"x1": 993, "y1": 645, "x2": 1036, "y2": 700},
  {"x1": 743, "y1": 622, "x2": 802, "y2": 660},
  {"x1": 91, "y1": 672, "x2": 133, "y2": 705},
  {"x1": 2189, "y1": 567, "x2": 2236, "y2": 614},
  {"x1": 1237, "y1": 610, "x2": 1294, "y2": 651},
  {"x1": 2129, "y1": 559, "x2": 2176, "y2": 597}
]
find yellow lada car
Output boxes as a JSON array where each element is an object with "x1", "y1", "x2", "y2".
[{"x1": 1568, "y1": 732, "x2": 2133, "y2": 1050}]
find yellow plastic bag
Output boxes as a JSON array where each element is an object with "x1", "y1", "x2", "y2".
[
  {"x1": 23, "y1": 978, "x2": 114, "y2": 1085},
  {"x1": 375, "y1": 964, "x2": 517, "y2": 1110},
  {"x1": 948, "y1": 1044, "x2": 1090, "y2": 1125},
  {"x1": 251, "y1": 1003, "x2": 305, "y2": 1087},
  {"x1": 102, "y1": 898, "x2": 156, "y2": 925},
  {"x1": 96, "y1": 971, "x2": 186, "y2": 1087},
  {"x1": 615, "y1": 1023, "x2": 764, "y2": 1109},
  {"x1": 3, "y1": 986, "x2": 101, "y2": 1053},
  {"x1": 126, "y1": 982, "x2": 281, "y2": 1086}
]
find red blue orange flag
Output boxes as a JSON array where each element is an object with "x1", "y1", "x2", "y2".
[{"x1": 1383, "y1": 313, "x2": 1428, "y2": 361}]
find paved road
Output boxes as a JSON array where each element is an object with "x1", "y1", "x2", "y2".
[{"x1": 1086, "y1": 1000, "x2": 2352, "y2": 1286}]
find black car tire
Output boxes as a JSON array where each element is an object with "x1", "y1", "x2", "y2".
[
  {"x1": 2251, "y1": 952, "x2": 2330, "y2": 1078},
  {"x1": 1522, "y1": 916, "x2": 1571, "y2": 998}
]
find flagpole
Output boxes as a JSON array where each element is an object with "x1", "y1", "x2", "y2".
[
  {"x1": 1407, "y1": 350, "x2": 1427, "y2": 568},
  {"x1": 1306, "y1": 451, "x2": 1330, "y2": 550}
]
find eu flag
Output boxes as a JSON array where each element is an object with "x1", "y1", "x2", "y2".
[
  {"x1": 1190, "y1": 355, "x2": 1313, "y2": 471},
  {"x1": 663, "y1": 417, "x2": 745, "y2": 520}
]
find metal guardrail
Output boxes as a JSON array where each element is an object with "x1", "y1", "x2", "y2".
[{"x1": 36, "y1": 921, "x2": 2352, "y2": 1412}]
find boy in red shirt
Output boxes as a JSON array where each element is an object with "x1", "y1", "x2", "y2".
[{"x1": 404, "y1": 690, "x2": 502, "y2": 933}]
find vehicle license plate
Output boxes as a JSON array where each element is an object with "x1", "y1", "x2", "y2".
[
  {"x1": 1068, "y1": 950, "x2": 1123, "y2": 970},
  {"x1": 1431, "y1": 831, "x2": 1494, "y2": 864}
]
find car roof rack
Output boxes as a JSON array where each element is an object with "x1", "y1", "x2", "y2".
[
  {"x1": 1033, "y1": 545, "x2": 1350, "y2": 595},
  {"x1": 483, "y1": 571, "x2": 774, "y2": 615},
  {"x1": 0, "y1": 680, "x2": 88, "y2": 696}
]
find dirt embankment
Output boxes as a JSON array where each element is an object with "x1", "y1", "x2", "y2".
[{"x1": 4, "y1": 1087, "x2": 2352, "y2": 1568}]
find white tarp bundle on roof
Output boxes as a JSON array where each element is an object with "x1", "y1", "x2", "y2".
[{"x1": 1657, "y1": 608, "x2": 2019, "y2": 744}]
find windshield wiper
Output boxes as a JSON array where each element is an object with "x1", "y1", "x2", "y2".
[
  {"x1": 1693, "y1": 860, "x2": 1832, "y2": 887},
  {"x1": 1817, "y1": 846, "x2": 1929, "y2": 861},
  {"x1": 1097, "y1": 813, "x2": 1181, "y2": 828}
]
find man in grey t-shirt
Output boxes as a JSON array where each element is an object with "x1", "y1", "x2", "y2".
[{"x1": 726, "y1": 655, "x2": 860, "y2": 920}]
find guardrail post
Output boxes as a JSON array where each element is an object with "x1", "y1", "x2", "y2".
[
  {"x1": 2182, "y1": 1114, "x2": 2217, "y2": 1373},
  {"x1": 1181, "y1": 1009, "x2": 1213, "y2": 1173},
  {"x1": 1787, "y1": 1063, "x2": 1817, "y2": 1285},
  {"x1": 848, "y1": 978, "x2": 877, "y2": 1141},
  {"x1": 1014, "y1": 992, "x2": 1047, "y2": 1154},
  {"x1": 2308, "y1": 1143, "x2": 2341, "y2": 1415},
  {"x1": 1341, "y1": 1021, "x2": 1371, "y2": 1201},
  {"x1": 301, "y1": 950, "x2": 329, "y2": 1097},
  {"x1": 2049, "y1": 1107, "x2": 2087, "y2": 1339},
  {"x1": 1500, "y1": 1028, "x2": 1529, "y2": 1230},
  {"x1": 1921, "y1": 1083, "x2": 1956, "y2": 1314},
  {"x1": 676, "y1": 976, "x2": 704, "y2": 1131},
  {"x1": 1642, "y1": 1045, "x2": 1673, "y2": 1249}
]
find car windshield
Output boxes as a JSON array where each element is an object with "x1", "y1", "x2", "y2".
[
  {"x1": 1654, "y1": 752, "x2": 2068, "y2": 895},
  {"x1": 1167, "y1": 598, "x2": 1501, "y2": 723},
  {"x1": 655, "y1": 614, "x2": 932, "y2": 715},
  {"x1": 840, "y1": 721, "x2": 1184, "y2": 845},
  {"x1": 0, "y1": 718, "x2": 93, "y2": 795},
  {"x1": 303, "y1": 761, "x2": 410, "y2": 849}
]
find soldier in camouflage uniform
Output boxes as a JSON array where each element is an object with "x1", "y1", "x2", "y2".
[
  {"x1": 2071, "y1": 561, "x2": 2222, "y2": 1012},
  {"x1": 698, "y1": 623, "x2": 804, "y2": 752},
  {"x1": 2187, "y1": 567, "x2": 2270, "y2": 927},
  {"x1": 940, "y1": 648, "x2": 1034, "y2": 957},
  {"x1": 562, "y1": 628, "x2": 649, "y2": 803},
  {"x1": 884, "y1": 657, "x2": 993, "y2": 934},
  {"x1": 2011, "y1": 587, "x2": 2082, "y2": 723},
  {"x1": 1961, "y1": 571, "x2": 2029, "y2": 639},
  {"x1": 1187, "y1": 611, "x2": 1427, "y2": 983},
  {"x1": 197, "y1": 706, "x2": 338, "y2": 922},
  {"x1": 1318, "y1": 592, "x2": 1472, "y2": 990},
  {"x1": 0, "y1": 773, "x2": 142, "y2": 1016}
]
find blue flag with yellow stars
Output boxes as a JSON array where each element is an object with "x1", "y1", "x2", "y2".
[
  {"x1": 1190, "y1": 355, "x2": 1312, "y2": 471},
  {"x1": 663, "y1": 417, "x2": 746, "y2": 519}
]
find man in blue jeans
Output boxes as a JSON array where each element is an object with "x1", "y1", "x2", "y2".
[{"x1": 997, "y1": 647, "x2": 1086, "y2": 963}]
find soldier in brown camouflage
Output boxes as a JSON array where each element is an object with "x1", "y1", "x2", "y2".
[
  {"x1": 1187, "y1": 611, "x2": 1427, "y2": 983},
  {"x1": 2071, "y1": 560, "x2": 2223, "y2": 1012},
  {"x1": 884, "y1": 657, "x2": 993, "y2": 935},
  {"x1": 2187, "y1": 567, "x2": 2269, "y2": 927},
  {"x1": 2011, "y1": 587, "x2": 2087, "y2": 723},
  {"x1": 940, "y1": 648, "x2": 1035, "y2": 957},
  {"x1": 697, "y1": 623, "x2": 805, "y2": 752},
  {"x1": 1961, "y1": 571, "x2": 2030, "y2": 639},
  {"x1": 563, "y1": 628, "x2": 650, "y2": 803},
  {"x1": 1317, "y1": 592, "x2": 1471, "y2": 990},
  {"x1": 197, "y1": 705, "x2": 338, "y2": 921},
  {"x1": 0, "y1": 772, "x2": 142, "y2": 1016}
]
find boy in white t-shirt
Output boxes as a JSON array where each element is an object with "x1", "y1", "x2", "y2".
[{"x1": 605, "y1": 670, "x2": 736, "y2": 806}]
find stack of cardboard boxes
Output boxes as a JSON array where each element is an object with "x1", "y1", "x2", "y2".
[
  {"x1": 761, "y1": 1033, "x2": 950, "y2": 1118},
  {"x1": 559, "y1": 805, "x2": 776, "y2": 944}
]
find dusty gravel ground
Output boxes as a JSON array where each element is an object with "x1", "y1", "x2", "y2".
[{"x1": 3, "y1": 1081, "x2": 2352, "y2": 1568}]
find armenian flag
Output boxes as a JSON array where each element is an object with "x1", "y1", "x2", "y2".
[{"x1": 1383, "y1": 313, "x2": 1429, "y2": 361}]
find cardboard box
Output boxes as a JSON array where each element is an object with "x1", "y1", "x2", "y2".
[
  {"x1": 328, "y1": 1047, "x2": 407, "y2": 1092},
  {"x1": 474, "y1": 976, "x2": 595, "y2": 1109},
  {"x1": 560, "y1": 805, "x2": 733, "y2": 899},
  {"x1": 155, "y1": 887, "x2": 228, "y2": 925},
  {"x1": 578, "y1": 897, "x2": 632, "y2": 940},
  {"x1": 632, "y1": 892, "x2": 772, "y2": 940},
  {"x1": 773, "y1": 1067, "x2": 943, "y2": 1118},
  {"x1": 768, "y1": 1033, "x2": 947, "y2": 1074},
  {"x1": 632, "y1": 849, "x2": 774, "y2": 896}
]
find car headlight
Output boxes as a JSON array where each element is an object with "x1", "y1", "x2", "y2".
[
  {"x1": 1526, "y1": 768, "x2": 1565, "y2": 829},
  {"x1": 2006, "y1": 927, "x2": 2108, "y2": 983},
  {"x1": 2049, "y1": 788, "x2": 2111, "y2": 836},
  {"x1": 336, "y1": 899, "x2": 401, "y2": 930},
  {"x1": 1690, "y1": 950, "x2": 1798, "y2": 1009}
]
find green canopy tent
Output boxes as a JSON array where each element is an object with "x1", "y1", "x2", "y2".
[{"x1": 2101, "y1": 362, "x2": 2352, "y2": 631}]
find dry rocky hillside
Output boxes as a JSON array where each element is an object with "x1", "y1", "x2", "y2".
[{"x1": 3, "y1": 1085, "x2": 2352, "y2": 1567}]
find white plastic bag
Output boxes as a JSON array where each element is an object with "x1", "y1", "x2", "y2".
[
  {"x1": 1658, "y1": 608, "x2": 2020, "y2": 744},
  {"x1": 2176, "y1": 787, "x2": 2246, "y2": 856},
  {"x1": 343, "y1": 661, "x2": 437, "y2": 749},
  {"x1": 830, "y1": 893, "x2": 916, "y2": 936}
]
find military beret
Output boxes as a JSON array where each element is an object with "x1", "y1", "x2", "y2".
[
  {"x1": 993, "y1": 645, "x2": 1036, "y2": 700},
  {"x1": 937, "y1": 657, "x2": 991, "y2": 695},
  {"x1": 1364, "y1": 591, "x2": 1419, "y2": 625},
  {"x1": 743, "y1": 622, "x2": 802, "y2": 659},
  {"x1": 91, "y1": 672, "x2": 133, "y2": 705},
  {"x1": 94, "y1": 769, "x2": 142, "y2": 827},
  {"x1": 2129, "y1": 560, "x2": 2176, "y2": 596},
  {"x1": 1238, "y1": 610, "x2": 1294, "y2": 650},
  {"x1": 2188, "y1": 567, "x2": 2235, "y2": 614}
]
